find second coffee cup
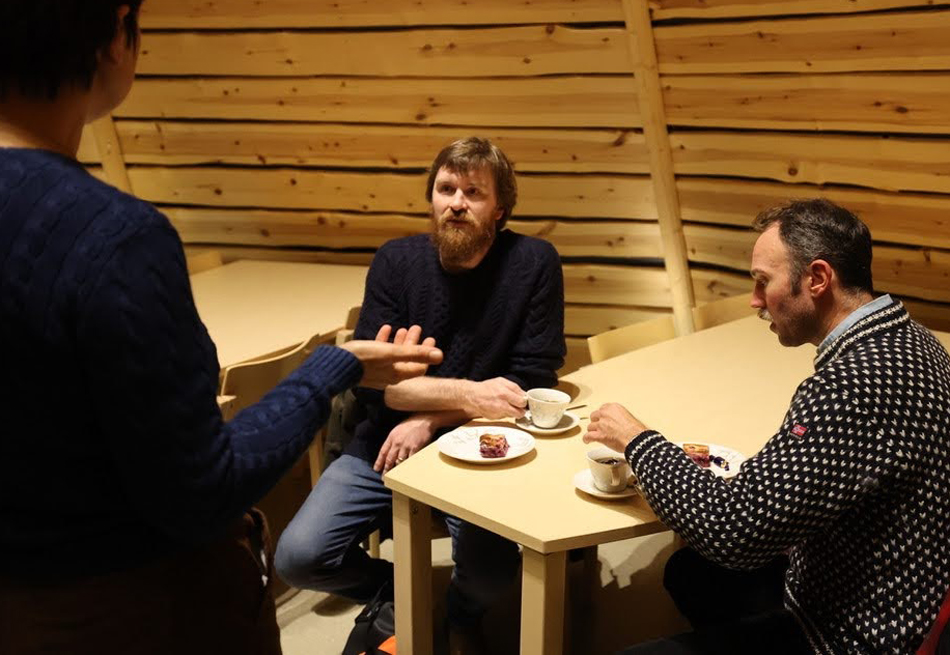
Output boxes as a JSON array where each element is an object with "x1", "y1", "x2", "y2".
[{"x1": 525, "y1": 388, "x2": 570, "y2": 428}]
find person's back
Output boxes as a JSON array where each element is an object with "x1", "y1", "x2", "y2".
[{"x1": 0, "y1": 147, "x2": 221, "y2": 579}]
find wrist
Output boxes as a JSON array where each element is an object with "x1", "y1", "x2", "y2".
[{"x1": 457, "y1": 380, "x2": 479, "y2": 416}]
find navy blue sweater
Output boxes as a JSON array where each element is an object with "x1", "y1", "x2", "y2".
[
  {"x1": 347, "y1": 232, "x2": 566, "y2": 462},
  {"x1": 0, "y1": 148, "x2": 362, "y2": 580}
]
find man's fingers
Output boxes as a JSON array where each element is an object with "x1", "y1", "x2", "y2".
[
  {"x1": 374, "y1": 437, "x2": 393, "y2": 472},
  {"x1": 393, "y1": 327, "x2": 408, "y2": 345},
  {"x1": 392, "y1": 344, "x2": 444, "y2": 363},
  {"x1": 504, "y1": 388, "x2": 528, "y2": 408},
  {"x1": 375, "y1": 325, "x2": 392, "y2": 343},
  {"x1": 403, "y1": 325, "x2": 423, "y2": 346},
  {"x1": 422, "y1": 336, "x2": 436, "y2": 348}
]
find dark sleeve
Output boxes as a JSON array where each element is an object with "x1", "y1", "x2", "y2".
[
  {"x1": 354, "y1": 243, "x2": 406, "y2": 341},
  {"x1": 624, "y1": 377, "x2": 900, "y2": 570},
  {"x1": 351, "y1": 243, "x2": 407, "y2": 410},
  {"x1": 77, "y1": 221, "x2": 362, "y2": 542},
  {"x1": 503, "y1": 240, "x2": 566, "y2": 390}
]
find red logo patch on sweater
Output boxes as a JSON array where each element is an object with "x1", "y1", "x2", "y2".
[{"x1": 791, "y1": 424, "x2": 808, "y2": 437}]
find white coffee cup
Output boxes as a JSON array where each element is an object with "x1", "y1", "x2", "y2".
[
  {"x1": 526, "y1": 388, "x2": 570, "y2": 428},
  {"x1": 587, "y1": 447, "x2": 630, "y2": 493}
]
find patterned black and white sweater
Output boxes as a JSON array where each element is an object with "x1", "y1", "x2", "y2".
[{"x1": 625, "y1": 299, "x2": 950, "y2": 653}]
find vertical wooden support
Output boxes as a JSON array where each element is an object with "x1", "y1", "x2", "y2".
[
  {"x1": 392, "y1": 492, "x2": 433, "y2": 655},
  {"x1": 90, "y1": 114, "x2": 133, "y2": 194},
  {"x1": 622, "y1": 0, "x2": 696, "y2": 336}
]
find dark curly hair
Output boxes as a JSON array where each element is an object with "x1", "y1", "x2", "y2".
[{"x1": 0, "y1": 1, "x2": 144, "y2": 101}]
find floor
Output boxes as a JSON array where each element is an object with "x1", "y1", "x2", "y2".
[{"x1": 279, "y1": 532, "x2": 688, "y2": 655}]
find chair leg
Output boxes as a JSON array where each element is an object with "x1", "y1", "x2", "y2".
[
  {"x1": 368, "y1": 530, "x2": 381, "y2": 559},
  {"x1": 308, "y1": 429, "x2": 325, "y2": 488}
]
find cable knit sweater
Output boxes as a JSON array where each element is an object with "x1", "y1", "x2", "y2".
[
  {"x1": 346, "y1": 231, "x2": 566, "y2": 462},
  {"x1": 0, "y1": 148, "x2": 362, "y2": 581},
  {"x1": 625, "y1": 300, "x2": 950, "y2": 653}
]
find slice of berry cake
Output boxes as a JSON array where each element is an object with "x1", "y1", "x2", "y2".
[{"x1": 479, "y1": 433, "x2": 509, "y2": 458}]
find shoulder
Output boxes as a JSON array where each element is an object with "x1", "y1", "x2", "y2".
[
  {"x1": 497, "y1": 230, "x2": 561, "y2": 269},
  {"x1": 372, "y1": 234, "x2": 433, "y2": 268}
]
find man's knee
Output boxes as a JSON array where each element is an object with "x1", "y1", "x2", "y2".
[{"x1": 273, "y1": 520, "x2": 338, "y2": 589}]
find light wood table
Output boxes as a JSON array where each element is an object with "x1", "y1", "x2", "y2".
[
  {"x1": 384, "y1": 316, "x2": 950, "y2": 655},
  {"x1": 190, "y1": 260, "x2": 368, "y2": 369}
]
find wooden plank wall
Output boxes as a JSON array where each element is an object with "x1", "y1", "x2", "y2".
[{"x1": 79, "y1": 0, "x2": 950, "y2": 374}]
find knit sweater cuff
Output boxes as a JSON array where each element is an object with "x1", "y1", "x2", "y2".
[
  {"x1": 624, "y1": 429, "x2": 665, "y2": 469},
  {"x1": 303, "y1": 345, "x2": 363, "y2": 395}
]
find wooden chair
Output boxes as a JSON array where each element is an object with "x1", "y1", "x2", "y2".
[
  {"x1": 586, "y1": 314, "x2": 676, "y2": 364},
  {"x1": 219, "y1": 332, "x2": 329, "y2": 602},
  {"x1": 586, "y1": 294, "x2": 754, "y2": 364},
  {"x1": 692, "y1": 293, "x2": 755, "y2": 330},
  {"x1": 185, "y1": 249, "x2": 224, "y2": 275}
]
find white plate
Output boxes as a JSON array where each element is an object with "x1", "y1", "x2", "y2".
[
  {"x1": 573, "y1": 469, "x2": 638, "y2": 500},
  {"x1": 676, "y1": 442, "x2": 747, "y2": 480},
  {"x1": 438, "y1": 425, "x2": 535, "y2": 464},
  {"x1": 515, "y1": 411, "x2": 580, "y2": 435}
]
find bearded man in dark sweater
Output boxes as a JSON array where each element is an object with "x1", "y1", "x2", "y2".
[
  {"x1": 585, "y1": 199, "x2": 950, "y2": 654},
  {"x1": 275, "y1": 137, "x2": 566, "y2": 648}
]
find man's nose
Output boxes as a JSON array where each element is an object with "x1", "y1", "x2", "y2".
[{"x1": 449, "y1": 191, "x2": 466, "y2": 210}]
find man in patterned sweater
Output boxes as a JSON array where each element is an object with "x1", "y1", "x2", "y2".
[
  {"x1": 275, "y1": 137, "x2": 566, "y2": 649},
  {"x1": 585, "y1": 199, "x2": 950, "y2": 654}
]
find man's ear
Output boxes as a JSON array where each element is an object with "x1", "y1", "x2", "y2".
[{"x1": 807, "y1": 259, "x2": 834, "y2": 298}]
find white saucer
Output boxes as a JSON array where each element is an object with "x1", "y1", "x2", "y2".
[
  {"x1": 516, "y1": 411, "x2": 580, "y2": 435},
  {"x1": 573, "y1": 469, "x2": 639, "y2": 500}
]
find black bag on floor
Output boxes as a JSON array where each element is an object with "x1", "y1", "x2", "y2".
[{"x1": 341, "y1": 583, "x2": 396, "y2": 655}]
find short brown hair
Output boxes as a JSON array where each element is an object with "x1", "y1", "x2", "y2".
[
  {"x1": 753, "y1": 198, "x2": 873, "y2": 295},
  {"x1": 424, "y1": 137, "x2": 517, "y2": 229}
]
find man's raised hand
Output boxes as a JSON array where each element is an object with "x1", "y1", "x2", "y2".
[{"x1": 341, "y1": 323, "x2": 442, "y2": 389}]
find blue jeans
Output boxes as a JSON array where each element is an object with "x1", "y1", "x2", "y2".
[{"x1": 274, "y1": 454, "x2": 520, "y2": 629}]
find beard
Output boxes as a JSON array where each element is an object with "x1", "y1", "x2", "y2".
[{"x1": 430, "y1": 207, "x2": 496, "y2": 272}]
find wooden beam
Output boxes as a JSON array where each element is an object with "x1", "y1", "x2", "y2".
[
  {"x1": 563, "y1": 263, "x2": 672, "y2": 308},
  {"x1": 663, "y1": 72, "x2": 950, "y2": 135},
  {"x1": 670, "y1": 131, "x2": 950, "y2": 195},
  {"x1": 141, "y1": 0, "x2": 624, "y2": 28},
  {"x1": 129, "y1": 167, "x2": 658, "y2": 219},
  {"x1": 165, "y1": 207, "x2": 663, "y2": 258},
  {"x1": 89, "y1": 115, "x2": 132, "y2": 193},
  {"x1": 652, "y1": 0, "x2": 941, "y2": 21},
  {"x1": 623, "y1": 0, "x2": 695, "y2": 335},
  {"x1": 676, "y1": 177, "x2": 950, "y2": 251},
  {"x1": 93, "y1": 121, "x2": 649, "y2": 173},
  {"x1": 137, "y1": 26, "x2": 629, "y2": 77},
  {"x1": 654, "y1": 9, "x2": 950, "y2": 74}
]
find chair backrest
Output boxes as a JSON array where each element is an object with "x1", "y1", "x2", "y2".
[
  {"x1": 586, "y1": 294, "x2": 754, "y2": 365},
  {"x1": 186, "y1": 249, "x2": 224, "y2": 275},
  {"x1": 587, "y1": 314, "x2": 677, "y2": 364},
  {"x1": 219, "y1": 332, "x2": 326, "y2": 414},
  {"x1": 691, "y1": 293, "x2": 755, "y2": 330}
]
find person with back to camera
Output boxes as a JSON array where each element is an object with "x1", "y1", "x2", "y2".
[
  {"x1": 0, "y1": 3, "x2": 442, "y2": 654},
  {"x1": 584, "y1": 199, "x2": 950, "y2": 654}
]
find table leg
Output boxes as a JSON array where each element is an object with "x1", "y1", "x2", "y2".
[
  {"x1": 521, "y1": 548, "x2": 567, "y2": 655},
  {"x1": 392, "y1": 492, "x2": 433, "y2": 655}
]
